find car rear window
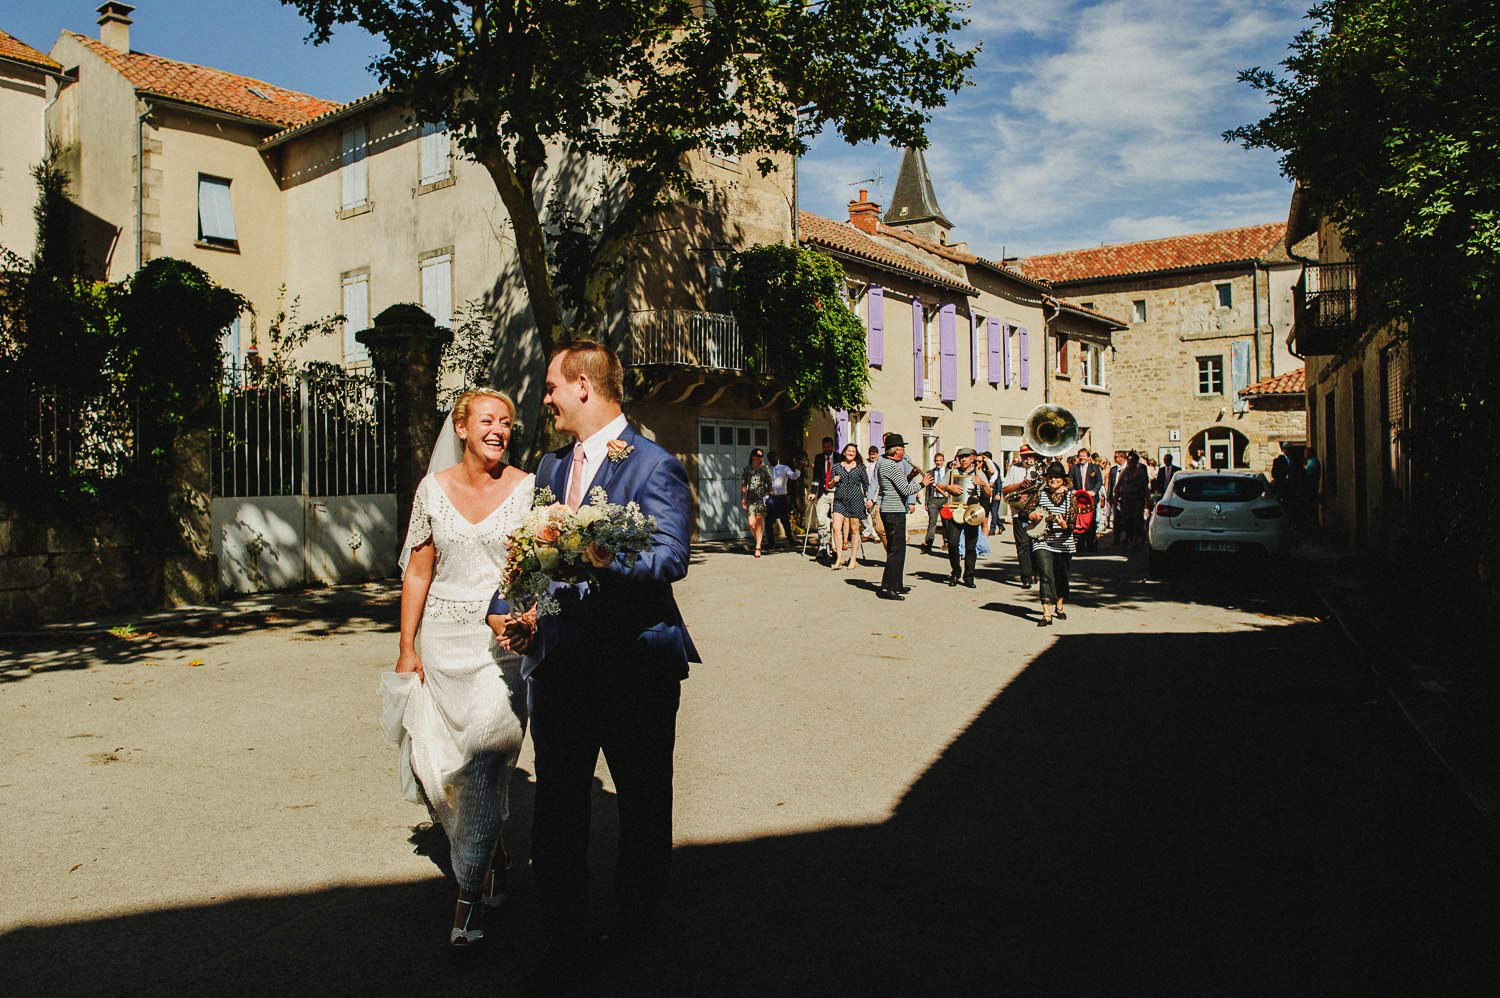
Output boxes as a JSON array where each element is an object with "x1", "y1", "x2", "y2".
[{"x1": 1173, "y1": 476, "x2": 1265, "y2": 502}]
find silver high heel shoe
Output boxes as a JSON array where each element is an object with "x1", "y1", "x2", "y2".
[
  {"x1": 450, "y1": 897, "x2": 484, "y2": 947},
  {"x1": 482, "y1": 861, "x2": 511, "y2": 910}
]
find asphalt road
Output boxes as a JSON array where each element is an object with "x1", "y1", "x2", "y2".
[{"x1": 2, "y1": 539, "x2": 1496, "y2": 997}]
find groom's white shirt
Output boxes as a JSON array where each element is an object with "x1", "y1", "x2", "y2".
[{"x1": 563, "y1": 412, "x2": 630, "y2": 501}]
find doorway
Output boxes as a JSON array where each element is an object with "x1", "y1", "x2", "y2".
[{"x1": 697, "y1": 418, "x2": 770, "y2": 540}]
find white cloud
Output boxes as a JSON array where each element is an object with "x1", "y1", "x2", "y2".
[{"x1": 799, "y1": 0, "x2": 1306, "y2": 258}]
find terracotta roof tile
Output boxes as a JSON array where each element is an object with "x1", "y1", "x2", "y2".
[
  {"x1": 799, "y1": 212, "x2": 978, "y2": 295},
  {"x1": 876, "y1": 224, "x2": 1056, "y2": 293},
  {"x1": 1240, "y1": 367, "x2": 1305, "y2": 397},
  {"x1": 1056, "y1": 299, "x2": 1129, "y2": 329},
  {"x1": 66, "y1": 31, "x2": 337, "y2": 128},
  {"x1": 0, "y1": 28, "x2": 61, "y2": 71},
  {"x1": 1018, "y1": 222, "x2": 1290, "y2": 284}
]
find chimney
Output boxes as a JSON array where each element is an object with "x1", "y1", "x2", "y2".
[
  {"x1": 97, "y1": 2, "x2": 135, "y2": 54},
  {"x1": 848, "y1": 188, "x2": 880, "y2": 235}
]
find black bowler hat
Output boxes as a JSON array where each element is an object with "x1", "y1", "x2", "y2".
[{"x1": 884, "y1": 434, "x2": 907, "y2": 451}]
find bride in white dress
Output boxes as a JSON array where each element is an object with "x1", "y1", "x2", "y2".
[{"x1": 380, "y1": 388, "x2": 533, "y2": 947}]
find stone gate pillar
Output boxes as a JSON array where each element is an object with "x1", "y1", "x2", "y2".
[{"x1": 358, "y1": 304, "x2": 451, "y2": 540}]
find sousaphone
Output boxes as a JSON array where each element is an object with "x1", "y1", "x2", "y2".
[{"x1": 1005, "y1": 404, "x2": 1081, "y2": 532}]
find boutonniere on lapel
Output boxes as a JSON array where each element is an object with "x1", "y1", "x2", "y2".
[{"x1": 606, "y1": 439, "x2": 635, "y2": 464}]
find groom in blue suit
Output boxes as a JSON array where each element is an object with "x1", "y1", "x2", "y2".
[{"x1": 511, "y1": 339, "x2": 699, "y2": 950}]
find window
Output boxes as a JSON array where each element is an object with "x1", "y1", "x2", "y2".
[
  {"x1": 1215, "y1": 282, "x2": 1232, "y2": 308},
  {"x1": 1055, "y1": 331, "x2": 1069, "y2": 375},
  {"x1": 1082, "y1": 343, "x2": 1104, "y2": 388},
  {"x1": 341, "y1": 124, "x2": 368, "y2": 211},
  {"x1": 196, "y1": 175, "x2": 237, "y2": 246},
  {"x1": 342, "y1": 271, "x2": 370, "y2": 362},
  {"x1": 420, "y1": 251, "x2": 453, "y2": 327},
  {"x1": 418, "y1": 121, "x2": 451, "y2": 186},
  {"x1": 1196, "y1": 355, "x2": 1224, "y2": 394},
  {"x1": 220, "y1": 314, "x2": 242, "y2": 378},
  {"x1": 1132, "y1": 299, "x2": 1147, "y2": 323}
]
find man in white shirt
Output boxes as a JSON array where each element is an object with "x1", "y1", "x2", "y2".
[
  {"x1": 765, "y1": 451, "x2": 800, "y2": 549},
  {"x1": 920, "y1": 452, "x2": 949, "y2": 553}
]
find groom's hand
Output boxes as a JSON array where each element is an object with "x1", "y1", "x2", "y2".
[{"x1": 498, "y1": 609, "x2": 539, "y2": 655}]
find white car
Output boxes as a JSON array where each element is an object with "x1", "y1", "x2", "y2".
[{"x1": 1147, "y1": 470, "x2": 1285, "y2": 572}]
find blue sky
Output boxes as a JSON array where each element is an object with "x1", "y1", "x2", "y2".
[{"x1": 3, "y1": 0, "x2": 1306, "y2": 258}]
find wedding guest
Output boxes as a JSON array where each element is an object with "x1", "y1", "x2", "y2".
[
  {"x1": 920, "y1": 451, "x2": 949, "y2": 553},
  {"x1": 741, "y1": 448, "x2": 772, "y2": 558},
  {"x1": 864, "y1": 444, "x2": 886, "y2": 549},
  {"x1": 983, "y1": 452, "x2": 1006, "y2": 535},
  {"x1": 390, "y1": 388, "x2": 532, "y2": 948},
  {"x1": 1029, "y1": 460, "x2": 1076, "y2": 626},
  {"x1": 810, "y1": 436, "x2": 837, "y2": 554},
  {"x1": 765, "y1": 451, "x2": 800, "y2": 548},
  {"x1": 1114, "y1": 450, "x2": 1150, "y2": 548},
  {"x1": 875, "y1": 434, "x2": 933, "y2": 600},
  {"x1": 828, "y1": 442, "x2": 872, "y2": 570}
]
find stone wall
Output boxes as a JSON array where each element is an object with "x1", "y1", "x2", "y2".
[
  {"x1": 0, "y1": 504, "x2": 160, "y2": 627},
  {"x1": 1059, "y1": 263, "x2": 1307, "y2": 473}
]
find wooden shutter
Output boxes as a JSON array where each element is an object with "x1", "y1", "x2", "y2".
[
  {"x1": 994, "y1": 318, "x2": 1007, "y2": 386},
  {"x1": 1019, "y1": 327, "x2": 1030, "y2": 388},
  {"x1": 867, "y1": 286, "x2": 884, "y2": 366},
  {"x1": 939, "y1": 303, "x2": 957, "y2": 402},
  {"x1": 912, "y1": 297, "x2": 924, "y2": 399},
  {"x1": 975, "y1": 420, "x2": 990, "y2": 453},
  {"x1": 869, "y1": 411, "x2": 884, "y2": 451},
  {"x1": 834, "y1": 410, "x2": 849, "y2": 450}
]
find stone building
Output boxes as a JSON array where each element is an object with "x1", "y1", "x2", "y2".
[
  {"x1": 0, "y1": 28, "x2": 63, "y2": 259},
  {"x1": 1284, "y1": 185, "x2": 1408, "y2": 547},
  {"x1": 1019, "y1": 224, "x2": 1309, "y2": 473},
  {"x1": 13, "y1": 3, "x2": 796, "y2": 542},
  {"x1": 797, "y1": 147, "x2": 1124, "y2": 539}
]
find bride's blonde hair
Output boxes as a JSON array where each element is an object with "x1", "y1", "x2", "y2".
[{"x1": 452, "y1": 388, "x2": 520, "y2": 431}]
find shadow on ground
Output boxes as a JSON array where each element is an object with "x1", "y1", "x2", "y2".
[
  {"x1": 1, "y1": 583, "x2": 402, "y2": 685},
  {"x1": 5, "y1": 598, "x2": 1497, "y2": 996}
]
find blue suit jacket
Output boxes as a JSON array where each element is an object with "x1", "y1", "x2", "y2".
[{"x1": 526, "y1": 423, "x2": 699, "y2": 681}]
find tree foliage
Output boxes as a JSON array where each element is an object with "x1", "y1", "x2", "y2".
[
  {"x1": 283, "y1": 0, "x2": 976, "y2": 353},
  {"x1": 729, "y1": 244, "x2": 868, "y2": 413},
  {"x1": 1228, "y1": 0, "x2": 1500, "y2": 555}
]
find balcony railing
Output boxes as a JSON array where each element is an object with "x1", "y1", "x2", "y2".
[
  {"x1": 1293, "y1": 262, "x2": 1364, "y2": 355},
  {"x1": 627, "y1": 309, "x2": 755, "y2": 372}
]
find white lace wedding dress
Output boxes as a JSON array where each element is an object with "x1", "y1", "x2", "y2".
[{"x1": 379, "y1": 472, "x2": 534, "y2": 892}]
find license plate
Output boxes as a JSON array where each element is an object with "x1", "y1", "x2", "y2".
[{"x1": 1195, "y1": 541, "x2": 1238, "y2": 553}]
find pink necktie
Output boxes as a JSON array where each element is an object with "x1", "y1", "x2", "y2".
[{"x1": 565, "y1": 442, "x2": 586, "y2": 510}]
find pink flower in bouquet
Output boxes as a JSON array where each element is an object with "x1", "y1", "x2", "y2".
[
  {"x1": 583, "y1": 541, "x2": 615, "y2": 568},
  {"x1": 537, "y1": 524, "x2": 561, "y2": 544}
]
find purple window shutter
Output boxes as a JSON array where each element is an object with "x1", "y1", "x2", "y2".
[
  {"x1": 834, "y1": 410, "x2": 849, "y2": 450},
  {"x1": 939, "y1": 303, "x2": 957, "y2": 402},
  {"x1": 1019, "y1": 326, "x2": 1031, "y2": 389},
  {"x1": 912, "y1": 297, "x2": 924, "y2": 399},
  {"x1": 991, "y1": 318, "x2": 1005, "y2": 386},
  {"x1": 867, "y1": 286, "x2": 884, "y2": 367},
  {"x1": 970, "y1": 314, "x2": 980, "y2": 383},
  {"x1": 975, "y1": 420, "x2": 990, "y2": 453},
  {"x1": 869, "y1": 411, "x2": 884, "y2": 451}
]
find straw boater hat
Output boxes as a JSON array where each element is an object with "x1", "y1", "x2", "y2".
[{"x1": 1018, "y1": 444, "x2": 1037, "y2": 458}]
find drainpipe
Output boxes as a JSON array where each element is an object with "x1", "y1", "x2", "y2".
[
  {"x1": 135, "y1": 97, "x2": 153, "y2": 272},
  {"x1": 1251, "y1": 262, "x2": 1262, "y2": 383}
]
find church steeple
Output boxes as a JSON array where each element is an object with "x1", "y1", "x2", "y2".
[{"x1": 882, "y1": 146, "x2": 953, "y2": 243}]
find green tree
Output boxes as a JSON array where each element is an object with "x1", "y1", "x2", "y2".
[
  {"x1": 283, "y1": 0, "x2": 976, "y2": 350},
  {"x1": 1227, "y1": 0, "x2": 1500, "y2": 552},
  {"x1": 729, "y1": 243, "x2": 868, "y2": 413}
]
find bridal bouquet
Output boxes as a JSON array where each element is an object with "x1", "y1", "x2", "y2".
[{"x1": 500, "y1": 486, "x2": 658, "y2": 615}]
